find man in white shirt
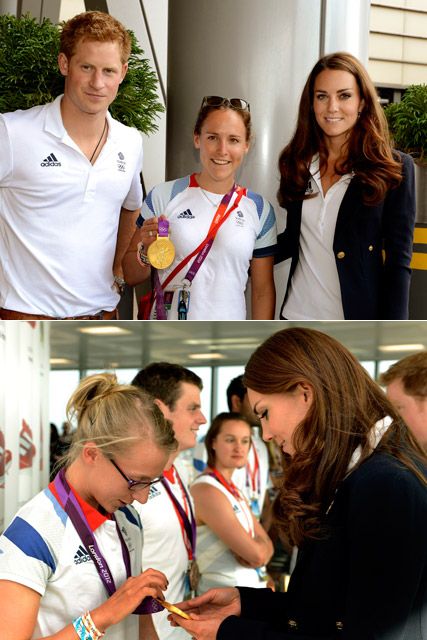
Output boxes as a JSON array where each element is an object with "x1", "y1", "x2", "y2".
[
  {"x1": 132, "y1": 363, "x2": 207, "y2": 640},
  {"x1": 0, "y1": 11, "x2": 142, "y2": 319}
]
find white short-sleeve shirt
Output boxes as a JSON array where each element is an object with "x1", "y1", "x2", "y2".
[
  {"x1": 0, "y1": 96, "x2": 143, "y2": 316},
  {"x1": 137, "y1": 175, "x2": 277, "y2": 319},
  {"x1": 0, "y1": 482, "x2": 142, "y2": 640}
]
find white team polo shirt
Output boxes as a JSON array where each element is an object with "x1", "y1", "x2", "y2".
[
  {"x1": 283, "y1": 155, "x2": 352, "y2": 320},
  {"x1": 0, "y1": 96, "x2": 143, "y2": 316},
  {"x1": 138, "y1": 175, "x2": 277, "y2": 319},
  {"x1": 133, "y1": 467, "x2": 193, "y2": 640},
  {"x1": 0, "y1": 482, "x2": 142, "y2": 640}
]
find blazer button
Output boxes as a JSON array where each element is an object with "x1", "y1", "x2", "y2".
[
  {"x1": 287, "y1": 619, "x2": 298, "y2": 630},
  {"x1": 368, "y1": 245, "x2": 374, "y2": 251},
  {"x1": 336, "y1": 251, "x2": 345, "y2": 259}
]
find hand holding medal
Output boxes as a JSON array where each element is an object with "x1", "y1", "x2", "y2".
[{"x1": 147, "y1": 218, "x2": 175, "y2": 270}]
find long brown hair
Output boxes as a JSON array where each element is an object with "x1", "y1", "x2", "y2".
[
  {"x1": 277, "y1": 52, "x2": 402, "y2": 208},
  {"x1": 243, "y1": 327, "x2": 426, "y2": 546}
]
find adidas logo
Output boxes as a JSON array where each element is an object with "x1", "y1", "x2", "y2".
[
  {"x1": 74, "y1": 545, "x2": 91, "y2": 565},
  {"x1": 40, "y1": 153, "x2": 61, "y2": 167},
  {"x1": 148, "y1": 484, "x2": 162, "y2": 500},
  {"x1": 177, "y1": 209, "x2": 195, "y2": 219}
]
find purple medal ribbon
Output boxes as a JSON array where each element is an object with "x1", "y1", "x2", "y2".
[
  {"x1": 161, "y1": 474, "x2": 197, "y2": 558},
  {"x1": 151, "y1": 219, "x2": 170, "y2": 320},
  {"x1": 53, "y1": 469, "x2": 163, "y2": 615}
]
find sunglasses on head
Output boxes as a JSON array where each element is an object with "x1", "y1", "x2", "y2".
[{"x1": 201, "y1": 96, "x2": 250, "y2": 112}]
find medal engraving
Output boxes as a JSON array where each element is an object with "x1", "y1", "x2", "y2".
[{"x1": 147, "y1": 236, "x2": 175, "y2": 269}]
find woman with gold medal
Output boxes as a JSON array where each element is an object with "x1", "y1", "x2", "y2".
[{"x1": 123, "y1": 96, "x2": 277, "y2": 320}]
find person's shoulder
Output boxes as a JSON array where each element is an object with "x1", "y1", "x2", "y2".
[
  {"x1": 147, "y1": 175, "x2": 191, "y2": 205},
  {"x1": 348, "y1": 450, "x2": 426, "y2": 495},
  {"x1": 1, "y1": 101, "x2": 50, "y2": 124},
  {"x1": 244, "y1": 188, "x2": 275, "y2": 212},
  {"x1": 392, "y1": 149, "x2": 415, "y2": 172}
]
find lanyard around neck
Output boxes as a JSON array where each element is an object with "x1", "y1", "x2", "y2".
[
  {"x1": 53, "y1": 469, "x2": 162, "y2": 615},
  {"x1": 161, "y1": 467, "x2": 196, "y2": 560}
]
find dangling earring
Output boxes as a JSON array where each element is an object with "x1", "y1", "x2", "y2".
[{"x1": 357, "y1": 111, "x2": 362, "y2": 118}]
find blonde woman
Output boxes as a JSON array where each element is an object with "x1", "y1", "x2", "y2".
[{"x1": 0, "y1": 373, "x2": 177, "y2": 640}]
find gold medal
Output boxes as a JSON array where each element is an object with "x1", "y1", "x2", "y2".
[
  {"x1": 154, "y1": 599, "x2": 191, "y2": 619},
  {"x1": 147, "y1": 236, "x2": 175, "y2": 269}
]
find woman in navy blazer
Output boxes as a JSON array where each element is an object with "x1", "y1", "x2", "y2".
[
  {"x1": 170, "y1": 327, "x2": 427, "y2": 639},
  {"x1": 275, "y1": 52, "x2": 415, "y2": 320}
]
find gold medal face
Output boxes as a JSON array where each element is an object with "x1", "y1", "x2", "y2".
[
  {"x1": 155, "y1": 599, "x2": 191, "y2": 620},
  {"x1": 147, "y1": 237, "x2": 175, "y2": 269}
]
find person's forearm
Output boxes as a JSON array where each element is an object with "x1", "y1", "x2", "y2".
[
  {"x1": 113, "y1": 207, "x2": 140, "y2": 277},
  {"x1": 251, "y1": 287, "x2": 275, "y2": 319}
]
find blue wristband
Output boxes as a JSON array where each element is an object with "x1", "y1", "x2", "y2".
[{"x1": 72, "y1": 616, "x2": 93, "y2": 640}]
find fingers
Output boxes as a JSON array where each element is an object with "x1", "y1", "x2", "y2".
[{"x1": 141, "y1": 219, "x2": 159, "y2": 246}]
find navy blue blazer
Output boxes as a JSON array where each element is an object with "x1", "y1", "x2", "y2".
[
  {"x1": 218, "y1": 449, "x2": 427, "y2": 639},
  {"x1": 276, "y1": 152, "x2": 415, "y2": 319}
]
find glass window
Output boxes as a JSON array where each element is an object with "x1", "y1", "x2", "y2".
[{"x1": 49, "y1": 370, "x2": 80, "y2": 432}]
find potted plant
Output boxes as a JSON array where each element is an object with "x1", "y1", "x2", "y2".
[
  {"x1": 385, "y1": 84, "x2": 427, "y2": 223},
  {"x1": 0, "y1": 12, "x2": 164, "y2": 134}
]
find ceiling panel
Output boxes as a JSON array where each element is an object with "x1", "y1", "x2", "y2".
[{"x1": 48, "y1": 320, "x2": 427, "y2": 371}]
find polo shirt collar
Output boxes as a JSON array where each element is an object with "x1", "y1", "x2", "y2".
[
  {"x1": 44, "y1": 94, "x2": 120, "y2": 143},
  {"x1": 49, "y1": 477, "x2": 110, "y2": 531}
]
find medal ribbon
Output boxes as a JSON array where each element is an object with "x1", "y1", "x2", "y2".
[
  {"x1": 150, "y1": 176, "x2": 246, "y2": 318},
  {"x1": 246, "y1": 442, "x2": 261, "y2": 498},
  {"x1": 161, "y1": 468, "x2": 196, "y2": 560},
  {"x1": 53, "y1": 469, "x2": 162, "y2": 615}
]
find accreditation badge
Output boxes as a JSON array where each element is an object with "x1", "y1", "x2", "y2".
[{"x1": 147, "y1": 219, "x2": 175, "y2": 269}]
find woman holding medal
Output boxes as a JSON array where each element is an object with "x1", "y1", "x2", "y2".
[
  {"x1": 169, "y1": 328, "x2": 427, "y2": 640},
  {"x1": 123, "y1": 96, "x2": 277, "y2": 320},
  {"x1": 0, "y1": 373, "x2": 178, "y2": 640},
  {"x1": 190, "y1": 413, "x2": 273, "y2": 593}
]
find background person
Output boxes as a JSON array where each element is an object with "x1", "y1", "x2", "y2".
[
  {"x1": 193, "y1": 374, "x2": 271, "y2": 519},
  {"x1": 276, "y1": 51, "x2": 415, "y2": 320},
  {"x1": 123, "y1": 96, "x2": 277, "y2": 320},
  {"x1": 191, "y1": 412, "x2": 273, "y2": 594},
  {"x1": 0, "y1": 11, "x2": 143, "y2": 320},
  {"x1": 132, "y1": 363, "x2": 207, "y2": 640},
  {"x1": 0, "y1": 373, "x2": 178, "y2": 640},
  {"x1": 170, "y1": 327, "x2": 427, "y2": 640},
  {"x1": 380, "y1": 351, "x2": 427, "y2": 448}
]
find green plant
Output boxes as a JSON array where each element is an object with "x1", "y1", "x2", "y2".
[
  {"x1": 0, "y1": 13, "x2": 164, "y2": 134},
  {"x1": 385, "y1": 84, "x2": 427, "y2": 166}
]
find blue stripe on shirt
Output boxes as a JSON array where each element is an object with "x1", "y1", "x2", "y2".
[{"x1": 4, "y1": 517, "x2": 56, "y2": 572}]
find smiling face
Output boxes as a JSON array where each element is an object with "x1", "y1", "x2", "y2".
[
  {"x1": 312, "y1": 68, "x2": 364, "y2": 148},
  {"x1": 58, "y1": 38, "x2": 128, "y2": 118},
  {"x1": 247, "y1": 386, "x2": 312, "y2": 456},
  {"x1": 193, "y1": 108, "x2": 249, "y2": 193},
  {"x1": 386, "y1": 379, "x2": 427, "y2": 447},
  {"x1": 212, "y1": 419, "x2": 252, "y2": 471},
  {"x1": 158, "y1": 382, "x2": 206, "y2": 452}
]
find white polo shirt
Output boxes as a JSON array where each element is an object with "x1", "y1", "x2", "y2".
[
  {"x1": 137, "y1": 175, "x2": 277, "y2": 319},
  {"x1": 0, "y1": 482, "x2": 142, "y2": 639},
  {"x1": 133, "y1": 467, "x2": 193, "y2": 640},
  {"x1": 283, "y1": 155, "x2": 352, "y2": 320},
  {"x1": 0, "y1": 96, "x2": 143, "y2": 316}
]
